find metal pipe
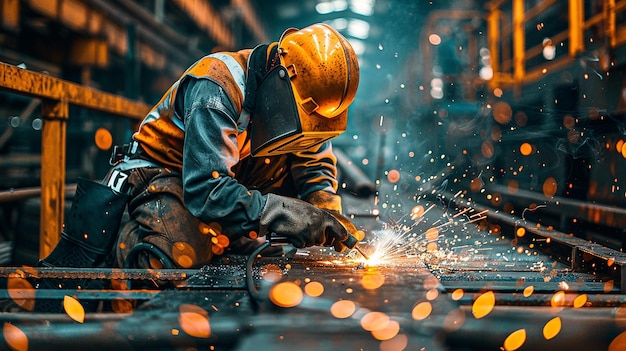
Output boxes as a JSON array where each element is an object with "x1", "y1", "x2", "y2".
[
  {"x1": 456, "y1": 292, "x2": 626, "y2": 307},
  {"x1": 0, "y1": 184, "x2": 76, "y2": 203},
  {"x1": 425, "y1": 306, "x2": 622, "y2": 350},
  {"x1": 2, "y1": 311, "x2": 244, "y2": 351}
]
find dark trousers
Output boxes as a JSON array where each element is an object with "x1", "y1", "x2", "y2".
[{"x1": 115, "y1": 154, "x2": 294, "y2": 269}]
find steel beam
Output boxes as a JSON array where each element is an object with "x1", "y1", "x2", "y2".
[
  {"x1": 0, "y1": 62, "x2": 150, "y2": 119},
  {"x1": 569, "y1": 0, "x2": 585, "y2": 56},
  {"x1": 40, "y1": 100, "x2": 68, "y2": 257}
]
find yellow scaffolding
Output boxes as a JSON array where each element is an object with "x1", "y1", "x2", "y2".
[
  {"x1": 0, "y1": 61, "x2": 149, "y2": 258},
  {"x1": 486, "y1": 0, "x2": 626, "y2": 93}
]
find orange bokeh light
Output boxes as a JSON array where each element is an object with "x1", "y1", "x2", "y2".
[
  {"x1": 7, "y1": 276, "x2": 35, "y2": 312},
  {"x1": 551, "y1": 291, "x2": 565, "y2": 307},
  {"x1": 387, "y1": 169, "x2": 401, "y2": 183},
  {"x1": 94, "y1": 128, "x2": 113, "y2": 151},
  {"x1": 269, "y1": 282, "x2": 303, "y2": 308},
  {"x1": 361, "y1": 273, "x2": 385, "y2": 290},
  {"x1": 451, "y1": 289, "x2": 464, "y2": 301},
  {"x1": 63, "y1": 295, "x2": 85, "y2": 323},
  {"x1": 360, "y1": 311, "x2": 390, "y2": 332},
  {"x1": 542, "y1": 177, "x2": 558, "y2": 197},
  {"x1": 178, "y1": 304, "x2": 211, "y2": 338},
  {"x1": 481, "y1": 140, "x2": 494, "y2": 158},
  {"x1": 411, "y1": 205, "x2": 425, "y2": 219},
  {"x1": 503, "y1": 329, "x2": 526, "y2": 351},
  {"x1": 470, "y1": 178, "x2": 483, "y2": 192},
  {"x1": 172, "y1": 241, "x2": 197, "y2": 268},
  {"x1": 425, "y1": 227, "x2": 439, "y2": 242},
  {"x1": 260, "y1": 264, "x2": 283, "y2": 282},
  {"x1": 380, "y1": 334, "x2": 408, "y2": 351},
  {"x1": 563, "y1": 115, "x2": 576, "y2": 128},
  {"x1": 472, "y1": 291, "x2": 495, "y2": 319},
  {"x1": 411, "y1": 301, "x2": 432, "y2": 320},
  {"x1": 371, "y1": 319, "x2": 400, "y2": 341},
  {"x1": 543, "y1": 317, "x2": 561, "y2": 340},
  {"x1": 330, "y1": 300, "x2": 356, "y2": 319},
  {"x1": 493, "y1": 101, "x2": 513, "y2": 124},
  {"x1": 573, "y1": 294, "x2": 588, "y2": 308},
  {"x1": 425, "y1": 288, "x2": 439, "y2": 301},
  {"x1": 426, "y1": 242, "x2": 438, "y2": 251},
  {"x1": 609, "y1": 331, "x2": 626, "y2": 351},
  {"x1": 604, "y1": 280, "x2": 615, "y2": 293},
  {"x1": 3, "y1": 323, "x2": 28, "y2": 351},
  {"x1": 519, "y1": 142, "x2": 533, "y2": 156},
  {"x1": 304, "y1": 281, "x2": 324, "y2": 297}
]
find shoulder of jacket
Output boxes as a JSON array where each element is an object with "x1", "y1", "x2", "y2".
[{"x1": 184, "y1": 49, "x2": 252, "y2": 78}]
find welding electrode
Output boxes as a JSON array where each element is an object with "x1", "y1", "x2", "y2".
[{"x1": 342, "y1": 234, "x2": 369, "y2": 260}]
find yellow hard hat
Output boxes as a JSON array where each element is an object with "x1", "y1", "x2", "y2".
[
  {"x1": 250, "y1": 23, "x2": 360, "y2": 157},
  {"x1": 278, "y1": 23, "x2": 360, "y2": 119}
]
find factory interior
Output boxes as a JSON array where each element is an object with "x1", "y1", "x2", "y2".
[{"x1": 0, "y1": 0, "x2": 626, "y2": 350}]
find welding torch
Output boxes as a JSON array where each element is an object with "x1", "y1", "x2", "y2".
[
  {"x1": 341, "y1": 233, "x2": 369, "y2": 260},
  {"x1": 270, "y1": 232, "x2": 368, "y2": 259},
  {"x1": 326, "y1": 211, "x2": 369, "y2": 260},
  {"x1": 269, "y1": 211, "x2": 369, "y2": 260}
]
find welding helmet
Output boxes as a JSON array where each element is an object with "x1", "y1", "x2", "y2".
[{"x1": 250, "y1": 23, "x2": 360, "y2": 156}]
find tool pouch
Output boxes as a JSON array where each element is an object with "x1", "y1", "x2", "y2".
[{"x1": 39, "y1": 177, "x2": 129, "y2": 268}]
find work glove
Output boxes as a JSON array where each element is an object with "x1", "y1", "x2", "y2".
[
  {"x1": 304, "y1": 190, "x2": 343, "y2": 213},
  {"x1": 304, "y1": 190, "x2": 365, "y2": 250},
  {"x1": 260, "y1": 193, "x2": 350, "y2": 252}
]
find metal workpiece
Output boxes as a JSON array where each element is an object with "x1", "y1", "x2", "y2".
[{"x1": 2, "y1": 186, "x2": 625, "y2": 351}]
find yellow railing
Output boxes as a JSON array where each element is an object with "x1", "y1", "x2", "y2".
[
  {"x1": 487, "y1": 0, "x2": 626, "y2": 92},
  {"x1": 0, "y1": 61, "x2": 150, "y2": 258}
]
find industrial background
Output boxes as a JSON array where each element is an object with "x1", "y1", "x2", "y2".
[{"x1": 0, "y1": 0, "x2": 626, "y2": 350}]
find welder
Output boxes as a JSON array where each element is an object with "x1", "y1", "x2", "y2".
[{"x1": 40, "y1": 23, "x2": 361, "y2": 272}]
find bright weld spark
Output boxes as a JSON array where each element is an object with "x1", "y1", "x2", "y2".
[
  {"x1": 349, "y1": 204, "x2": 448, "y2": 266},
  {"x1": 522, "y1": 204, "x2": 547, "y2": 220},
  {"x1": 435, "y1": 220, "x2": 453, "y2": 229},
  {"x1": 464, "y1": 216, "x2": 488, "y2": 225},
  {"x1": 453, "y1": 207, "x2": 471, "y2": 218},
  {"x1": 357, "y1": 227, "x2": 417, "y2": 265},
  {"x1": 343, "y1": 189, "x2": 495, "y2": 268},
  {"x1": 470, "y1": 209, "x2": 489, "y2": 218}
]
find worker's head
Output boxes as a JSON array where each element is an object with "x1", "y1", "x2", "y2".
[{"x1": 250, "y1": 23, "x2": 360, "y2": 157}]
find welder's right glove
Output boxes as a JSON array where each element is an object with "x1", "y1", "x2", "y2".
[{"x1": 260, "y1": 193, "x2": 350, "y2": 251}]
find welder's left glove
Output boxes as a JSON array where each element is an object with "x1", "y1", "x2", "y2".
[
  {"x1": 260, "y1": 194, "x2": 349, "y2": 252},
  {"x1": 305, "y1": 190, "x2": 343, "y2": 213},
  {"x1": 305, "y1": 191, "x2": 362, "y2": 253}
]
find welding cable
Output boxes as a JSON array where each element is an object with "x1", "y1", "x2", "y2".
[
  {"x1": 123, "y1": 243, "x2": 176, "y2": 289},
  {"x1": 246, "y1": 241, "x2": 272, "y2": 309},
  {"x1": 124, "y1": 243, "x2": 176, "y2": 269}
]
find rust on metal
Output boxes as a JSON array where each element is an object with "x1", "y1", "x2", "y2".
[
  {"x1": 40, "y1": 99, "x2": 69, "y2": 257},
  {"x1": 0, "y1": 266, "x2": 195, "y2": 281},
  {"x1": 0, "y1": 61, "x2": 150, "y2": 120}
]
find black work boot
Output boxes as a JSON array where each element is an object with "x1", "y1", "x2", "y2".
[{"x1": 34, "y1": 178, "x2": 128, "y2": 312}]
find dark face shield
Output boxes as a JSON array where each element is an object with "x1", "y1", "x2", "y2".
[{"x1": 250, "y1": 66, "x2": 348, "y2": 157}]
